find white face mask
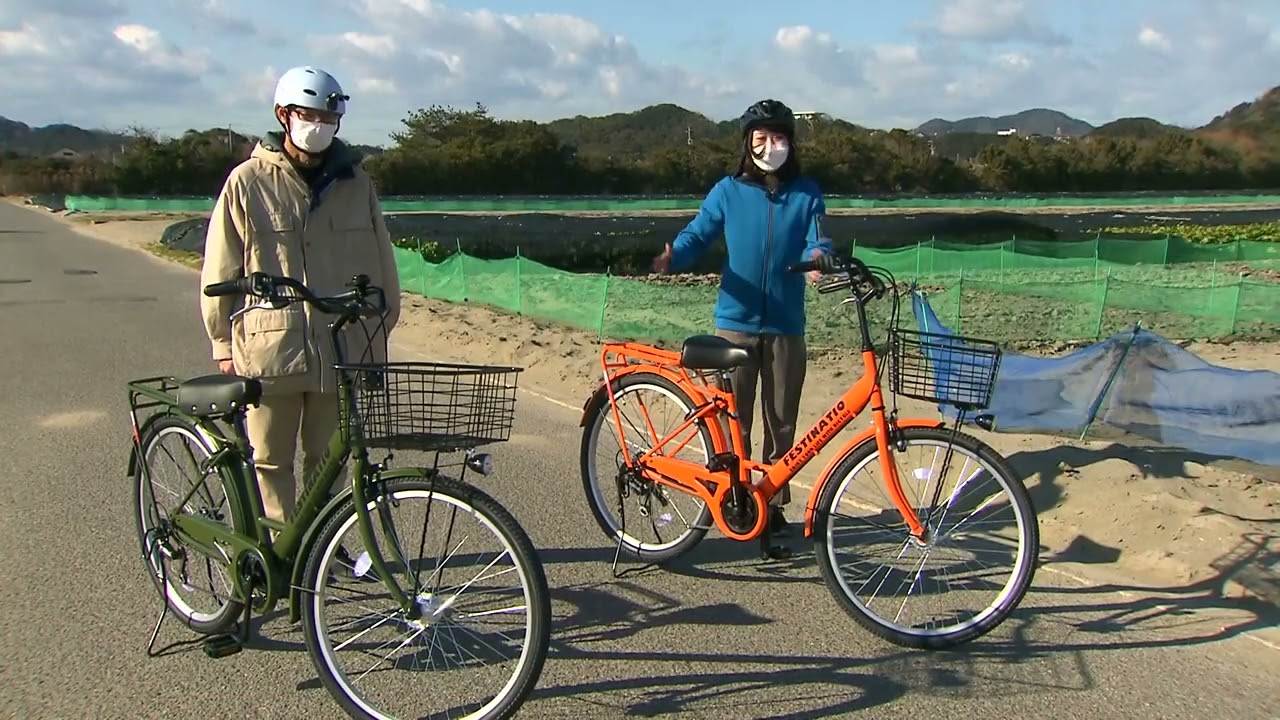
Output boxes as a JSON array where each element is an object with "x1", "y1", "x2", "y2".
[
  {"x1": 751, "y1": 140, "x2": 789, "y2": 172},
  {"x1": 289, "y1": 118, "x2": 337, "y2": 154}
]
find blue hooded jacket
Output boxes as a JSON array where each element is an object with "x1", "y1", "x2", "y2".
[{"x1": 669, "y1": 173, "x2": 830, "y2": 336}]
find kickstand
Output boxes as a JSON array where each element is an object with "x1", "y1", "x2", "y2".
[
  {"x1": 144, "y1": 531, "x2": 205, "y2": 658},
  {"x1": 143, "y1": 530, "x2": 252, "y2": 659},
  {"x1": 609, "y1": 482, "x2": 658, "y2": 580}
]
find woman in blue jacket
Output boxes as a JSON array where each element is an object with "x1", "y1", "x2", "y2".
[{"x1": 654, "y1": 98, "x2": 833, "y2": 561}]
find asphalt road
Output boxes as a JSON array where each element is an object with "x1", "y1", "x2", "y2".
[{"x1": 1, "y1": 202, "x2": 1278, "y2": 720}]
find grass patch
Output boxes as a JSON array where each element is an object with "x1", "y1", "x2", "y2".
[
  {"x1": 146, "y1": 241, "x2": 203, "y2": 269},
  {"x1": 1099, "y1": 220, "x2": 1280, "y2": 244}
]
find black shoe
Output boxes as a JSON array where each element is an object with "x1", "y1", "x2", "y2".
[
  {"x1": 760, "y1": 542, "x2": 793, "y2": 562},
  {"x1": 768, "y1": 507, "x2": 792, "y2": 538}
]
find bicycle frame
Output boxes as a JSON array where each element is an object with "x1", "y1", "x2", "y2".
[
  {"x1": 598, "y1": 345, "x2": 937, "y2": 541},
  {"x1": 591, "y1": 278, "x2": 943, "y2": 543},
  {"x1": 128, "y1": 283, "x2": 423, "y2": 624}
]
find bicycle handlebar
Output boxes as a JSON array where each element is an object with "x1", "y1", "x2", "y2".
[
  {"x1": 203, "y1": 276, "x2": 255, "y2": 297},
  {"x1": 786, "y1": 255, "x2": 888, "y2": 301},
  {"x1": 203, "y1": 271, "x2": 388, "y2": 318}
]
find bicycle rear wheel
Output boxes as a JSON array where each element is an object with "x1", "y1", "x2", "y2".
[
  {"x1": 132, "y1": 414, "x2": 244, "y2": 635},
  {"x1": 812, "y1": 427, "x2": 1038, "y2": 649},
  {"x1": 579, "y1": 372, "x2": 715, "y2": 563},
  {"x1": 300, "y1": 474, "x2": 550, "y2": 720}
]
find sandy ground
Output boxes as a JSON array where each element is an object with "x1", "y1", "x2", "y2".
[{"x1": 13, "y1": 199, "x2": 1280, "y2": 608}]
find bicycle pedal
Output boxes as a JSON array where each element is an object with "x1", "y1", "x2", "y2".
[{"x1": 202, "y1": 634, "x2": 243, "y2": 659}]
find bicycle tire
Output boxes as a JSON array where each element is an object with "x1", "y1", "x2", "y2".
[
  {"x1": 812, "y1": 426, "x2": 1039, "y2": 649},
  {"x1": 132, "y1": 413, "x2": 245, "y2": 635},
  {"x1": 579, "y1": 371, "x2": 716, "y2": 563},
  {"x1": 299, "y1": 474, "x2": 551, "y2": 720}
]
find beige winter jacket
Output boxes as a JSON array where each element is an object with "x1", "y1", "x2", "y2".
[{"x1": 199, "y1": 134, "x2": 402, "y2": 395}]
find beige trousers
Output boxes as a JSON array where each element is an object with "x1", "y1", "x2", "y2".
[{"x1": 244, "y1": 391, "x2": 341, "y2": 524}]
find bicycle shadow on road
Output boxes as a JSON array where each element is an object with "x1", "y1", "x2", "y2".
[
  {"x1": 514, "y1": 531, "x2": 1278, "y2": 717},
  {"x1": 139, "y1": 532, "x2": 1279, "y2": 717}
]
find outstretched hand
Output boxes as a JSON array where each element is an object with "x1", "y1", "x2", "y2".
[{"x1": 653, "y1": 242, "x2": 673, "y2": 274}]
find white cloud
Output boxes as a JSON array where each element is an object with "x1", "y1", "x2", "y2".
[
  {"x1": 0, "y1": 5, "x2": 215, "y2": 133},
  {"x1": 306, "y1": 0, "x2": 741, "y2": 124},
  {"x1": 773, "y1": 3, "x2": 1278, "y2": 130},
  {"x1": 925, "y1": 0, "x2": 1068, "y2": 45},
  {"x1": 356, "y1": 76, "x2": 398, "y2": 95},
  {"x1": 342, "y1": 31, "x2": 396, "y2": 58},
  {"x1": 1138, "y1": 26, "x2": 1173, "y2": 52},
  {"x1": 0, "y1": 24, "x2": 50, "y2": 56},
  {"x1": 0, "y1": 0, "x2": 1277, "y2": 145}
]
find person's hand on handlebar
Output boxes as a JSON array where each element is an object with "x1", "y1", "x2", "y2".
[{"x1": 805, "y1": 248, "x2": 837, "y2": 284}]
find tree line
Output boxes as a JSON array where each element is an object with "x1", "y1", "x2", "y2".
[{"x1": 1, "y1": 104, "x2": 1277, "y2": 198}]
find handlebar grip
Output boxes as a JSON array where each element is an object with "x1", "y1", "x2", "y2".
[
  {"x1": 203, "y1": 277, "x2": 252, "y2": 297},
  {"x1": 787, "y1": 255, "x2": 860, "y2": 275}
]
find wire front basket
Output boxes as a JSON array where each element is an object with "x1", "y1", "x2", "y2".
[
  {"x1": 888, "y1": 328, "x2": 1003, "y2": 410},
  {"x1": 339, "y1": 361, "x2": 522, "y2": 452}
]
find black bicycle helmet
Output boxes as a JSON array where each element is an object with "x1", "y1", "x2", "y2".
[{"x1": 738, "y1": 99, "x2": 796, "y2": 137}]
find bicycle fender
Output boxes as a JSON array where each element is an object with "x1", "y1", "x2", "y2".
[
  {"x1": 126, "y1": 415, "x2": 159, "y2": 478},
  {"x1": 578, "y1": 366, "x2": 716, "y2": 427},
  {"x1": 126, "y1": 412, "x2": 223, "y2": 477},
  {"x1": 287, "y1": 487, "x2": 355, "y2": 624},
  {"x1": 801, "y1": 417, "x2": 945, "y2": 539},
  {"x1": 285, "y1": 466, "x2": 440, "y2": 624}
]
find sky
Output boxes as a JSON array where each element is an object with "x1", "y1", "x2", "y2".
[{"x1": 1, "y1": 0, "x2": 1278, "y2": 147}]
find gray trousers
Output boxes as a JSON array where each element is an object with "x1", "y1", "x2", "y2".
[{"x1": 713, "y1": 329, "x2": 807, "y2": 507}]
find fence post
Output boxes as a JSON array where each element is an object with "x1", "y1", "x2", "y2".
[
  {"x1": 1229, "y1": 274, "x2": 1243, "y2": 335},
  {"x1": 1207, "y1": 259, "x2": 1218, "y2": 324},
  {"x1": 415, "y1": 238, "x2": 428, "y2": 296},
  {"x1": 456, "y1": 239, "x2": 468, "y2": 302},
  {"x1": 955, "y1": 266, "x2": 964, "y2": 333},
  {"x1": 1000, "y1": 235, "x2": 1008, "y2": 286},
  {"x1": 1093, "y1": 267, "x2": 1112, "y2": 340},
  {"x1": 597, "y1": 267, "x2": 612, "y2": 341},
  {"x1": 1093, "y1": 233, "x2": 1101, "y2": 279},
  {"x1": 515, "y1": 246, "x2": 523, "y2": 316}
]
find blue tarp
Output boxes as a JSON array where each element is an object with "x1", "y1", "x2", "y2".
[{"x1": 911, "y1": 292, "x2": 1280, "y2": 467}]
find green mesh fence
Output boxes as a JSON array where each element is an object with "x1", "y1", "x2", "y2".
[
  {"x1": 391, "y1": 246, "x2": 1280, "y2": 347},
  {"x1": 62, "y1": 192, "x2": 1280, "y2": 214},
  {"x1": 852, "y1": 235, "x2": 1280, "y2": 276}
]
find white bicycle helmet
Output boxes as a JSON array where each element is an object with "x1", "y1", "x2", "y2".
[{"x1": 273, "y1": 66, "x2": 348, "y2": 115}]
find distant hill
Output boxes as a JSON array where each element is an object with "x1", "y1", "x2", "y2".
[
  {"x1": 915, "y1": 108, "x2": 1095, "y2": 137},
  {"x1": 4, "y1": 84, "x2": 1279, "y2": 163},
  {"x1": 1089, "y1": 117, "x2": 1180, "y2": 139},
  {"x1": 544, "y1": 103, "x2": 737, "y2": 159},
  {"x1": 0, "y1": 118, "x2": 384, "y2": 161},
  {"x1": 1199, "y1": 86, "x2": 1280, "y2": 154},
  {"x1": 0, "y1": 117, "x2": 127, "y2": 158}
]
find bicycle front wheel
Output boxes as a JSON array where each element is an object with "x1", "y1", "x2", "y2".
[
  {"x1": 300, "y1": 474, "x2": 550, "y2": 720},
  {"x1": 812, "y1": 426, "x2": 1038, "y2": 649}
]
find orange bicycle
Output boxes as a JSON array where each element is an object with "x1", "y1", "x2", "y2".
[{"x1": 577, "y1": 256, "x2": 1039, "y2": 649}]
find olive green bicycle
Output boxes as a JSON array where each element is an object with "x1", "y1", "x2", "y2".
[{"x1": 128, "y1": 271, "x2": 550, "y2": 720}]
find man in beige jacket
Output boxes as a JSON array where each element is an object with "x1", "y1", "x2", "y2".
[{"x1": 199, "y1": 66, "x2": 402, "y2": 525}]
